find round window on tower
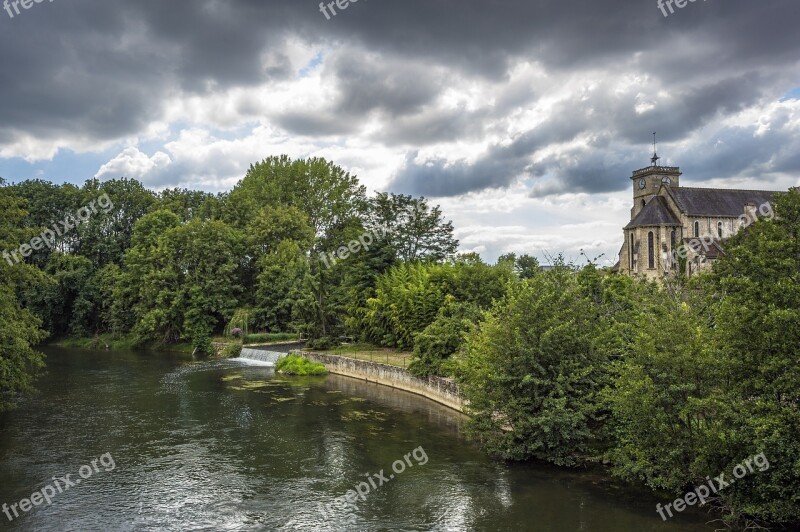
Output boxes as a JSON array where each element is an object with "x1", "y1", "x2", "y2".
[{"x1": 662, "y1": 176, "x2": 672, "y2": 186}]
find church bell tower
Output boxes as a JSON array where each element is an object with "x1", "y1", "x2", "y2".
[{"x1": 630, "y1": 133, "x2": 681, "y2": 219}]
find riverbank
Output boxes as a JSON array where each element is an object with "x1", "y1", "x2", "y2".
[
  {"x1": 295, "y1": 350, "x2": 464, "y2": 413},
  {"x1": 49, "y1": 333, "x2": 301, "y2": 354}
]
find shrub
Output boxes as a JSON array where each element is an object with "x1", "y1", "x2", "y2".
[
  {"x1": 190, "y1": 329, "x2": 213, "y2": 356},
  {"x1": 220, "y1": 343, "x2": 242, "y2": 359},
  {"x1": 307, "y1": 337, "x2": 340, "y2": 350},
  {"x1": 409, "y1": 298, "x2": 480, "y2": 377},
  {"x1": 276, "y1": 355, "x2": 328, "y2": 376},
  {"x1": 454, "y1": 267, "x2": 607, "y2": 465}
]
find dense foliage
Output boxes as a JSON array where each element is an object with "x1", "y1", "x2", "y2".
[
  {"x1": 0, "y1": 180, "x2": 47, "y2": 412},
  {"x1": 455, "y1": 266, "x2": 607, "y2": 465}
]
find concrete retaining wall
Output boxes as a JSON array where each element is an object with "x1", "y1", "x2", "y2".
[{"x1": 294, "y1": 351, "x2": 465, "y2": 413}]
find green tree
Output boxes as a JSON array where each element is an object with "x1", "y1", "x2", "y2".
[
  {"x1": 114, "y1": 210, "x2": 182, "y2": 335},
  {"x1": 704, "y1": 188, "x2": 800, "y2": 524},
  {"x1": 367, "y1": 192, "x2": 458, "y2": 262},
  {"x1": 454, "y1": 267, "x2": 607, "y2": 465},
  {"x1": 246, "y1": 206, "x2": 315, "y2": 259},
  {"x1": 515, "y1": 254, "x2": 541, "y2": 279},
  {"x1": 602, "y1": 281, "x2": 722, "y2": 491},
  {"x1": 79, "y1": 177, "x2": 156, "y2": 266},
  {"x1": 0, "y1": 180, "x2": 47, "y2": 412},
  {"x1": 361, "y1": 262, "x2": 456, "y2": 349},
  {"x1": 153, "y1": 188, "x2": 219, "y2": 222},
  {"x1": 24, "y1": 253, "x2": 94, "y2": 337},
  {"x1": 253, "y1": 240, "x2": 310, "y2": 332},
  {"x1": 227, "y1": 155, "x2": 367, "y2": 245},
  {"x1": 452, "y1": 254, "x2": 514, "y2": 309},
  {"x1": 9, "y1": 179, "x2": 83, "y2": 265},
  {"x1": 135, "y1": 219, "x2": 244, "y2": 347},
  {"x1": 409, "y1": 296, "x2": 481, "y2": 377}
]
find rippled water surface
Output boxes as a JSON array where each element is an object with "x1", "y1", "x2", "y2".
[{"x1": 0, "y1": 347, "x2": 715, "y2": 531}]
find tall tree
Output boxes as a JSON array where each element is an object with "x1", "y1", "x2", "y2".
[
  {"x1": 125, "y1": 216, "x2": 245, "y2": 348},
  {"x1": 368, "y1": 192, "x2": 458, "y2": 262},
  {"x1": 80, "y1": 177, "x2": 157, "y2": 266},
  {"x1": 0, "y1": 180, "x2": 47, "y2": 412},
  {"x1": 227, "y1": 155, "x2": 367, "y2": 246}
]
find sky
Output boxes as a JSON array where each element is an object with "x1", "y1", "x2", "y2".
[{"x1": 1, "y1": 0, "x2": 799, "y2": 266}]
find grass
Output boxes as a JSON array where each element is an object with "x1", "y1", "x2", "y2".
[
  {"x1": 276, "y1": 355, "x2": 328, "y2": 376},
  {"x1": 314, "y1": 343, "x2": 412, "y2": 369}
]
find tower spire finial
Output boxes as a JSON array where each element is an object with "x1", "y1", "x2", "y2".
[{"x1": 651, "y1": 132, "x2": 660, "y2": 166}]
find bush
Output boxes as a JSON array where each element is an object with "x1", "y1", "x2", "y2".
[
  {"x1": 409, "y1": 298, "x2": 480, "y2": 377},
  {"x1": 454, "y1": 267, "x2": 607, "y2": 465},
  {"x1": 276, "y1": 355, "x2": 328, "y2": 376},
  {"x1": 220, "y1": 343, "x2": 242, "y2": 359},
  {"x1": 307, "y1": 337, "x2": 340, "y2": 350},
  {"x1": 190, "y1": 330, "x2": 213, "y2": 356}
]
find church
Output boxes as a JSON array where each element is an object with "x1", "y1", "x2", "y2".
[{"x1": 614, "y1": 149, "x2": 778, "y2": 279}]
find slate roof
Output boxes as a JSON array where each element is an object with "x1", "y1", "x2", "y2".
[
  {"x1": 625, "y1": 196, "x2": 682, "y2": 229},
  {"x1": 669, "y1": 187, "x2": 776, "y2": 217}
]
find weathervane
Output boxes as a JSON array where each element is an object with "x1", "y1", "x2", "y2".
[{"x1": 651, "y1": 132, "x2": 660, "y2": 166}]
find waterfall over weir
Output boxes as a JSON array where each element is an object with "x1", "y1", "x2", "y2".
[{"x1": 235, "y1": 348, "x2": 287, "y2": 366}]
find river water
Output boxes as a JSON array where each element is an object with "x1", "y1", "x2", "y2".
[{"x1": 0, "y1": 347, "x2": 715, "y2": 531}]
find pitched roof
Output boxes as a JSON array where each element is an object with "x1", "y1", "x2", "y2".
[
  {"x1": 668, "y1": 187, "x2": 776, "y2": 217},
  {"x1": 625, "y1": 196, "x2": 681, "y2": 229}
]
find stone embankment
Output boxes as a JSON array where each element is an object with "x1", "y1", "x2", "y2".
[{"x1": 294, "y1": 351, "x2": 465, "y2": 413}]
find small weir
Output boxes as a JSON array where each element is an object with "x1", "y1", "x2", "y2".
[{"x1": 235, "y1": 348, "x2": 287, "y2": 366}]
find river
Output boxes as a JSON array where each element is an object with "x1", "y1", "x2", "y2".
[{"x1": 0, "y1": 347, "x2": 714, "y2": 531}]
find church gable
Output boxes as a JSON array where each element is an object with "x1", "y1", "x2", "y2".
[{"x1": 624, "y1": 195, "x2": 681, "y2": 229}]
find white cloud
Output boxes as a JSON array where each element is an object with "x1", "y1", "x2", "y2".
[{"x1": 95, "y1": 146, "x2": 172, "y2": 184}]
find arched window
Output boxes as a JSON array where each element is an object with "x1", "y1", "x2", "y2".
[
  {"x1": 694, "y1": 221, "x2": 699, "y2": 237},
  {"x1": 648, "y1": 231, "x2": 655, "y2": 269},
  {"x1": 718, "y1": 222, "x2": 723, "y2": 238},
  {"x1": 641, "y1": 199, "x2": 646, "y2": 210},
  {"x1": 628, "y1": 233, "x2": 633, "y2": 270}
]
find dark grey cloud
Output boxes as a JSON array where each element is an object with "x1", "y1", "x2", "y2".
[
  {"x1": 387, "y1": 68, "x2": 790, "y2": 197},
  {"x1": 0, "y1": 0, "x2": 798, "y2": 198},
  {"x1": 275, "y1": 112, "x2": 360, "y2": 137},
  {"x1": 378, "y1": 106, "x2": 491, "y2": 146}
]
